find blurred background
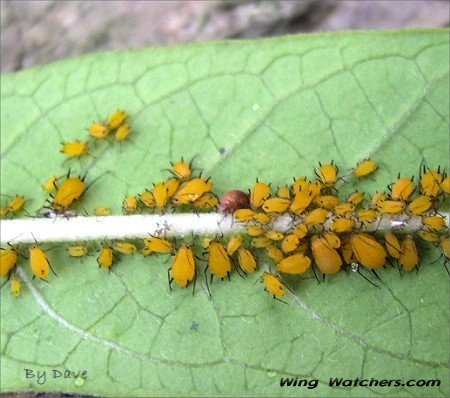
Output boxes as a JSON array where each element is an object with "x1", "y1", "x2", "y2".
[{"x1": 1, "y1": 0, "x2": 449, "y2": 73}]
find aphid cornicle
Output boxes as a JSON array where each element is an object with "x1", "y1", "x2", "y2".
[
  {"x1": 250, "y1": 181, "x2": 271, "y2": 209},
  {"x1": 353, "y1": 159, "x2": 379, "y2": 178},
  {"x1": 399, "y1": 235, "x2": 419, "y2": 272},
  {"x1": 123, "y1": 196, "x2": 138, "y2": 214},
  {"x1": 107, "y1": 109, "x2": 127, "y2": 130},
  {"x1": 276, "y1": 253, "x2": 311, "y2": 275},
  {"x1": 206, "y1": 240, "x2": 232, "y2": 282},
  {"x1": 350, "y1": 233, "x2": 387, "y2": 270},
  {"x1": 88, "y1": 123, "x2": 109, "y2": 139},
  {"x1": 311, "y1": 235, "x2": 342, "y2": 276},
  {"x1": 60, "y1": 142, "x2": 89, "y2": 158},
  {"x1": 263, "y1": 272, "x2": 286, "y2": 299},
  {"x1": 173, "y1": 178, "x2": 213, "y2": 205},
  {"x1": 237, "y1": 247, "x2": 257, "y2": 274},
  {"x1": 1, "y1": 247, "x2": 19, "y2": 277},
  {"x1": 169, "y1": 244, "x2": 196, "y2": 289},
  {"x1": 10, "y1": 277, "x2": 21, "y2": 297},
  {"x1": 220, "y1": 190, "x2": 250, "y2": 214},
  {"x1": 97, "y1": 245, "x2": 114, "y2": 270},
  {"x1": 29, "y1": 245, "x2": 54, "y2": 281}
]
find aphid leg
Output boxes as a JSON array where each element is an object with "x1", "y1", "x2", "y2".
[
  {"x1": 356, "y1": 268, "x2": 379, "y2": 288},
  {"x1": 371, "y1": 270, "x2": 381, "y2": 281},
  {"x1": 48, "y1": 261, "x2": 58, "y2": 277},
  {"x1": 273, "y1": 296, "x2": 288, "y2": 305},
  {"x1": 311, "y1": 263, "x2": 320, "y2": 284},
  {"x1": 191, "y1": 274, "x2": 197, "y2": 297}
]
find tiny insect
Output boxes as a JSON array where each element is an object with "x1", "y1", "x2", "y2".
[
  {"x1": 389, "y1": 175, "x2": 415, "y2": 202},
  {"x1": 5, "y1": 195, "x2": 26, "y2": 215},
  {"x1": 43, "y1": 176, "x2": 60, "y2": 193},
  {"x1": 220, "y1": 190, "x2": 250, "y2": 214},
  {"x1": 308, "y1": 180, "x2": 323, "y2": 199},
  {"x1": 246, "y1": 226, "x2": 265, "y2": 237},
  {"x1": 377, "y1": 200, "x2": 406, "y2": 215},
  {"x1": 123, "y1": 196, "x2": 138, "y2": 214},
  {"x1": 265, "y1": 231, "x2": 285, "y2": 241},
  {"x1": 314, "y1": 195, "x2": 340, "y2": 210},
  {"x1": 170, "y1": 158, "x2": 194, "y2": 180},
  {"x1": 88, "y1": 123, "x2": 109, "y2": 139},
  {"x1": 251, "y1": 237, "x2": 272, "y2": 249},
  {"x1": 29, "y1": 245, "x2": 55, "y2": 281},
  {"x1": 440, "y1": 176, "x2": 450, "y2": 194},
  {"x1": 292, "y1": 177, "x2": 309, "y2": 194},
  {"x1": 152, "y1": 182, "x2": 170, "y2": 210},
  {"x1": 112, "y1": 242, "x2": 138, "y2": 255},
  {"x1": 408, "y1": 195, "x2": 433, "y2": 216},
  {"x1": 333, "y1": 203, "x2": 356, "y2": 217},
  {"x1": 290, "y1": 191, "x2": 313, "y2": 215},
  {"x1": 139, "y1": 191, "x2": 155, "y2": 208},
  {"x1": 322, "y1": 232, "x2": 341, "y2": 249},
  {"x1": 114, "y1": 124, "x2": 131, "y2": 142},
  {"x1": 233, "y1": 208, "x2": 255, "y2": 222},
  {"x1": 141, "y1": 237, "x2": 175, "y2": 256},
  {"x1": 277, "y1": 186, "x2": 291, "y2": 200},
  {"x1": 281, "y1": 234, "x2": 300, "y2": 253},
  {"x1": 422, "y1": 215, "x2": 446, "y2": 230},
  {"x1": 357, "y1": 209, "x2": 379, "y2": 223},
  {"x1": 330, "y1": 217, "x2": 356, "y2": 233},
  {"x1": 370, "y1": 192, "x2": 386, "y2": 208},
  {"x1": 304, "y1": 208, "x2": 328, "y2": 227},
  {"x1": 276, "y1": 253, "x2": 311, "y2": 275},
  {"x1": 60, "y1": 141, "x2": 89, "y2": 158},
  {"x1": 253, "y1": 212, "x2": 272, "y2": 224},
  {"x1": 439, "y1": 237, "x2": 450, "y2": 274},
  {"x1": 52, "y1": 172, "x2": 87, "y2": 211},
  {"x1": 1, "y1": 247, "x2": 19, "y2": 277},
  {"x1": 10, "y1": 277, "x2": 21, "y2": 297},
  {"x1": 292, "y1": 224, "x2": 308, "y2": 239},
  {"x1": 311, "y1": 235, "x2": 342, "y2": 276},
  {"x1": 399, "y1": 235, "x2": 419, "y2": 272},
  {"x1": 226, "y1": 235, "x2": 243, "y2": 256},
  {"x1": 67, "y1": 245, "x2": 89, "y2": 258},
  {"x1": 350, "y1": 233, "x2": 387, "y2": 270},
  {"x1": 262, "y1": 197, "x2": 291, "y2": 214},
  {"x1": 384, "y1": 232, "x2": 402, "y2": 260},
  {"x1": 94, "y1": 207, "x2": 111, "y2": 216},
  {"x1": 353, "y1": 159, "x2": 379, "y2": 178},
  {"x1": 107, "y1": 109, "x2": 127, "y2": 130},
  {"x1": 418, "y1": 229, "x2": 440, "y2": 243},
  {"x1": 206, "y1": 240, "x2": 232, "y2": 282},
  {"x1": 165, "y1": 178, "x2": 181, "y2": 199},
  {"x1": 173, "y1": 178, "x2": 213, "y2": 205},
  {"x1": 250, "y1": 181, "x2": 271, "y2": 210},
  {"x1": 316, "y1": 161, "x2": 338, "y2": 188},
  {"x1": 346, "y1": 191, "x2": 365, "y2": 207},
  {"x1": 193, "y1": 192, "x2": 219, "y2": 211},
  {"x1": 97, "y1": 245, "x2": 114, "y2": 270},
  {"x1": 262, "y1": 272, "x2": 286, "y2": 301},
  {"x1": 420, "y1": 166, "x2": 443, "y2": 197},
  {"x1": 266, "y1": 245, "x2": 284, "y2": 263},
  {"x1": 237, "y1": 247, "x2": 257, "y2": 274}
]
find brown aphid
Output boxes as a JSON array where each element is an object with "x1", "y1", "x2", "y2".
[{"x1": 220, "y1": 190, "x2": 250, "y2": 214}]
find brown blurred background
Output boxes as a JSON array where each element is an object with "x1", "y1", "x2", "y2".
[{"x1": 1, "y1": 0, "x2": 449, "y2": 73}]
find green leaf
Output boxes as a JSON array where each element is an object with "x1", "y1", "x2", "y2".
[{"x1": 1, "y1": 30, "x2": 449, "y2": 397}]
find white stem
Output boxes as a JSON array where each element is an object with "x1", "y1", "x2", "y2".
[{"x1": 1, "y1": 213, "x2": 448, "y2": 244}]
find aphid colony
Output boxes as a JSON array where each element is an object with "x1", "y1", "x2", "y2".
[{"x1": 1, "y1": 109, "x2": 449, "y2": 303}]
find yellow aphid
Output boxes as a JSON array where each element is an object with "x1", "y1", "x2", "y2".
[
  {"x1": 251, "y1": 237, "x2": 272, "y2": 249},
  {"x1": 43, "y1": 176, "x2": 59, "y2": 193},
  {"x1": 97, "y1": 245, "x2": 114, "y2": 270},
  {"x1": 246, "y1": 226, "x2": 265, "y2": 237},
  {"x1": 207, "y1": 241, "x2": 232, "y2": 280},
  {"x1": 293, "y1": 224, "x2": 308, "y2": 239},
  {"x1": 308, "y1": 180, "x2": 323, "y2": 199},
  {"x1": 347, "y1": 191, "x2": 365, "y2": 207},
  {"x1": 94, "y1": 207, "x2": 111, "y2": 216},
  {"x1": 251, "y1": 182, "x2": 271, "y2": 209},
  {"x1": 422, "y1": 215, "x2": 446, "y2": 230},
  {"x1": 112, "y1": 242, "x2": 138, "y2": 255},
  {"x1": 281, "y1": 234, "x2": 300, "y2": 253},
  {"x1": 0, "y1": 207, "x2": 9, "y2": 217},
  {"x1": 292, "y1": 177, "x2": 309, "y2": 194},
  {"x1": 107, "y1": 109, "x2": 127, "y2": 130},
  {"x1": 311, "y1": 235, "x2": 342, "y2": 275},
  {"x1": 440, "y1": 177, "x2": 450, "y2": 194},
  {"x1": 314, "y1": 195, "x2": 340, "y2": 210},
  {"x1": 123, "y1": 196, "x2": 138, "y2": 214},
  {"x1": 390, "y1": 177, "x2": 415, "y2": 201},
  {"x1": 6, "y1": 195, "x2": 26, "y2": 214},
  {"x1": 29, "y1": 246, "x2": 52, "y2": 280},
  {"x1": 384, "y1": 232, "x2": 402, "y2": 259},
  {"x1": 171, "y1": 158, "x2": 193, "y2": 180},
  {"x1": 234, "y1": 208, "x2": 255, "y2": 222},
  {"x1": 330, "y1": 218, "x2": 356, "y2": 233},
  {"x1": 227, "y1": 235, "x2": 243, "y2": 256},
  {"x1": 141, "y1": 237, "x2": 175, "y2": 255},
  {"x1": 440, "y1": 237, "x2": 450, "y2": 262},
  {"x1": 266, "y1": 245, "x2": 284, "y2": 263},
  {"x1": 193, "y1": 192, "x2": 218, "y2": 210},
  {"x1": 139, "y1": 191, "x2": 155, "y2": 208},
  {"x1": 165, "y1": 178, "x2": 181, "y2": 198},
  {"x1": 265, "y1": 231, "x2": 285, "y2": 241},
  {"x1": 341, "y1": 239, "x2": 356, "y2": 265},
  {"x1": 114, "y1": 124, "x2": 131, "y2": 142},
  {"x1": 53, "y1": 176, "x2": 86, "y2": 210},
  {"x1": 304, "y1": 208, "x2": 328, "y2": 227},
  {"x1": 316, "y1": 161, "x2": 338, "y2": 187},
  {"x1": 262, "y1": 197, "x2": 290, "y2": 214},
  {"x1": 263, "y1": 272, "x2": 286, "y2": 298},
  {"x1": 173, "y1": 178, "x2": 213, "y2": 205},
  {"x1": 203, "y1": 238, "x2": 211, "y2": 249},
  {"x1": 322, "y1": 232, "x2": 341, "y2": 249},
  {"x1": 60, "y1": 141, "x2": 89, "y2": 158},
  {"x1": 418, "y1": 229, "x2": 440, "y2": 243},
  {"x1": 277, "y1": 186, "x2": 291, "y2": 200},
  {"x1": 276, "y1": 253, "x2": 311, "y2": 275},
  {"x1": 357, "y1": 209, "x2": 379, "y2": 223},
  {"x1": 333, "y1": 203, "x2": 356, "y2": 216},
  {"x1": 170, "y1": 244, "x2": 196, "y2": 288},
  {"x1": 237, "y1": 247, "x2": 257, "y2": 274},
  {"x1": 253, "y1": 212, "x2": 272, "y2": 224},
  {"x1": 290, "y1": 191, "x2": 313, "y2": 215},
  {"x1": 371, "y1": 192, "x2": 386, "y2": 208},
  {"x1": 377, "y1": 200, "x2": 406, "y2": 215},
  {"x1": 350, "y1": 233, "x2": 387, "y2": 270},
  {"x1": 88, "y1": 123, "x2": 109, "y2": 139},
  {"x1": 152, "y1": 182, "x2": 169, "y2": 210},
  {"x1": 408, "y1": 195, "x2": 433, "y2": 216},
  {"x1": 1, "y1": 247, "x2": 19, "y2": 277},
  {"x1": 67, "y1": 245, "x2": 88, "y2": 258},
  {"x1": 10, "y1": 277, "x2": 21, "y2": 297},
  {"x1": 420, "y1": 167, "x2": 443, "y2": 197},
  {"x1": 353, "y1": 159, "x2": 379, "y2": 178},
  {"x1": 399, "y1": 236, "x2": 419, "y2": 271}
]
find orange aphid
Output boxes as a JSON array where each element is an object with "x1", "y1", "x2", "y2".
[
  {"x1": 311, "y1": 235, "x2": 342, "y2": 275},
  {"x1": 350, "y1": 233, "x2": 387, "y2": 269}
]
